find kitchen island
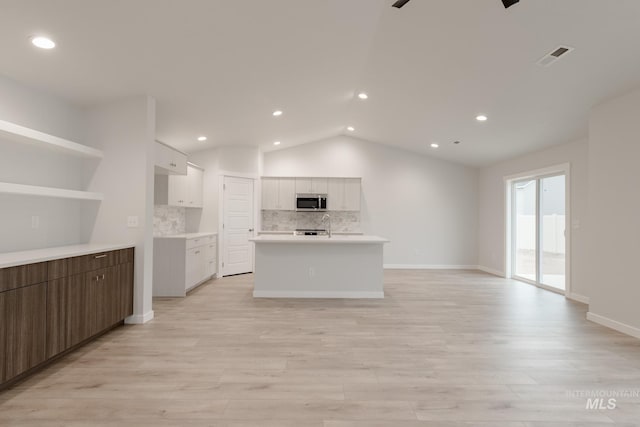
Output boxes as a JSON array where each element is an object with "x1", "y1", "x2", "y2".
[{"x1": 249, "y1": 234, "x2": 389, "y2": 298}]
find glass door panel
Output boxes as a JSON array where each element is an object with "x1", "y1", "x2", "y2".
[
  {"x1": 540, "y1": 175, "x2": 566, "y2": 290},
  {"x1": 513, "y1": 179, "x2": 537, "y2": 282}
]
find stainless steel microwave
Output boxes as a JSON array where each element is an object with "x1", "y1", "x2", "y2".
[{"x1": 296, "y1": 194, "x2": 327, "y2": 211}]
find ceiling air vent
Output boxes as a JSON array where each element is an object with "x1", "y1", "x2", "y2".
[{"x1": 537, "y1": 45, "x2": 574, "y2": 67}]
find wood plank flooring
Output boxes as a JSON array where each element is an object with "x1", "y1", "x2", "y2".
[{"x1": 1, "y1": 269, "x2": 640, "y2": 426}]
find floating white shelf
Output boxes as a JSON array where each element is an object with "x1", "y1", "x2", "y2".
[
  {"x1": 0, "y1": 119, "x2": 103, "y2": 159},
  {"x1": 0, "y1": 182, "x2": 103, "y2": 201}
]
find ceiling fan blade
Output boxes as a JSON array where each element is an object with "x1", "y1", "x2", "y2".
[{"x1": 392, "y1": 0, "x2": 411, "y2": 9}]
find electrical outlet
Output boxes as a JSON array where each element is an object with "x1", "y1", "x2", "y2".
[
  {"x1": 31, "y1": 215, "x2": 39, "y2": 229},
  {"x1": 308, "y1": 267, "x2": 315, "y2": 278},
  {"x1": 127, "y1": 216, "x2": 139, "y2": 228}
]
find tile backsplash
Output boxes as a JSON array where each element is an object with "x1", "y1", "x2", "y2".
[
  {"x1": 261, "y1": 210, "x2": 360, "y2": 233},
  {"x1": 154, "y1": 205, "x2": 186, "y2": 236}
]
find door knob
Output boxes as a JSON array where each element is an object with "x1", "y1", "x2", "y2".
[{"x1": 249, "y1": 228, "x2": 254, "y2": 232}]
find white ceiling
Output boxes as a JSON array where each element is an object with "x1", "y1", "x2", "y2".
[{"x1": 1, "y1": 0, "x2": 640, "y2": 166}]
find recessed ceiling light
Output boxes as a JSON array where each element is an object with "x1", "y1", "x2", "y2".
[
  {"x1": 272, "y1": 110, "x2": 283, "y2": 117},
  {"x1": 31, "y1": 36, "x2": 56, "y2": 49},
  {"x1": 197, "y1": 136, "x2": 207, "y2": 142},
  {"x1": 430, "y1": 143, "x2": 439, "y2": 148},
  {"x1": 347, "y1": 126, "x2": 355, "y2": 132},
  {"x1": 273, "y1": 141, "x2": 281, "y2": 146},
  {"x1": 357, "y1": 92, "x2": 368, "y2": 100},
  {"x1": 476, "y1": 115, "x2": 488, "y2": 122}
]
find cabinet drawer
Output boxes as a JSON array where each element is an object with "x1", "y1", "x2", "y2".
[
  {"x1": 0, "y1": 262, "x2": 47, "y2": 293},
  {"x1": 48, "y1": 251, "x2": 116, "y2": 280},
  {"x1": 186, "y1": 235, "x2": 213, "y2": 250}
]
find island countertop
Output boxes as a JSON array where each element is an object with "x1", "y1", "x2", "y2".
[{"x1": 249, "y1": 235, "x2": 389, "y2": 244}]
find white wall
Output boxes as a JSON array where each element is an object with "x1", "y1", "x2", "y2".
[
  {"x1": 187, "y1": 146, "x2": 260, "y2": 233},
  {"x1": 83, "y1": 96, "x2": 156, "y2": 323},
  {"x1": 477, "y1": 138, "x2": 589, "y2": 297},
  {"x1": 586, "y1": 87, "x2": 640, "y2": 334},
  {"x1": 263, "y1": 136, "x2": 479, "y2": 267},
  {"x1": 0, "y1": 75, "x2": 89, "y2": 252}
]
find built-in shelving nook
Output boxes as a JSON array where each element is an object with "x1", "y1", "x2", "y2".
[{"x1": 0, "y1": 119, "x2": 104, "y2": 200}]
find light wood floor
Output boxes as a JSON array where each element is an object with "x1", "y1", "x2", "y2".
[{"x1": 2, "y1": 270, "x2": 640, "y2": 426}]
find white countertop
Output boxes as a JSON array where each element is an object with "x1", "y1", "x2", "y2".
[
  {"x1": 250, "y1": 235, "x2": 388, "y2": 244},
  {"x1": 0, "y1": 243, "x2": 135, "y2": 269},
  {"x1": 258, "y1": 230, "x2": 364, "y2": 236},
  {"x1": 154, "y1": 232, "x2": 217, "y2": 239}
]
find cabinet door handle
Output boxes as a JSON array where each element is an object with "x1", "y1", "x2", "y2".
[
  {"x1": 195, "y1": 251, "x2": 200, "y2": 254},
  {"x1": 101, "y1": 274, "x2": 105, "y2": 280},
  {"x1": 94, "y1": 254, "x2": 107, "y2": 259},
  {"x1": 95, "y1": 275, "x2": 100, "y2": 281}
]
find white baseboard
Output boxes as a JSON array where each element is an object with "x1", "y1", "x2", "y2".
[
  {"x1": 567, "y1": 293, "x2": 590, "y2": 304},
  {"x1": 125, "y1": 310, "x2": 155, "y2": 324},
  {"x1": 383, "y1": 264, "x2": 479, "y2": 270},
  {"x1": 253, "y1": 291, "x2": 384, "y2": 299},
  {"x1": 477, "y1": 265, "x2": 505, "y2": 277},
  {"x1": 587, "y1": 312, "x2": 640, "y2": 339}
]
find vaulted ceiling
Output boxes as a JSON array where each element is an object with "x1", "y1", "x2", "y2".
[{"x1": 1, "y1": 0, "x2": 640, "y2": 166}]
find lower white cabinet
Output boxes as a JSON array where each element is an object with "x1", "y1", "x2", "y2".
[{"x1": 153, "y1": 233, "x2": 218, "y2": 297}]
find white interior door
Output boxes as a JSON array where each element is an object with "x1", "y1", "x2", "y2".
[{"x1": 222, "y1": 176, "x2": 254, "y2": 276}]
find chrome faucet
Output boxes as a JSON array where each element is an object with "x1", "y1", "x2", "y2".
[{"x1": 321, "y1": 213, "x2": 332, "y2": 238}]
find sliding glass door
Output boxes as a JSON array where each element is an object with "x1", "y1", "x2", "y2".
[
  {"x1": 513, "y1": 179, "x2": 537, "y2": 282},
  {"x1": 511, "y1": 173, "x2": 566, "y2": 293},
  {"x1": 540, "y1": 175, "x2": 566, "y2": 290}
]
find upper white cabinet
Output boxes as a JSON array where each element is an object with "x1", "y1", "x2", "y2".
[
  {"x1": 154, "y1": 141, "x2": 187, "y2": 175},
  {"x1": 295, "y1": 178, "x2": 328, "y2": 194},
  {"x1": 262, "y1": 177, "x2": 361, "y2": 211},
  {"x1": 156, "y1": 163, "x2": 204, "y2": 208},
  {"x1": 328, "y1": 178, "x2": 361, "y2": 211},
  {"x1": 187, "y1": 166, "x2": 204, "y2": 208},
  {"x1": 262, "y1": 177, "x2": 295, "y2": 210}
]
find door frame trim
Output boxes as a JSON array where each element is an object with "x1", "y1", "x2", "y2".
[
  {"x1": 503, "y1": 162, "x2": 571, "y2": 296},
  {"x1": 218, "y1": 171, "x2": 258, "y2": 277}
]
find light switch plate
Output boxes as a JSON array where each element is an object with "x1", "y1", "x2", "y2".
[{"x1": 127, "y1": 216, "x2": 139, "y2": 228}]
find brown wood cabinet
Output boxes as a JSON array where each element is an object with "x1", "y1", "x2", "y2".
[
  {"x1": 46, "y1": 274, "x2": 92, "y2": 358},
  {"x1": 46, "y1": 248, "x2": 134, "y2": 359},
  {"x1": 1, "y1": 247, "x2": 134, "y2": 387},
  {"x1": 0, "y1": 283, "x2": 47, "y2": 384}
]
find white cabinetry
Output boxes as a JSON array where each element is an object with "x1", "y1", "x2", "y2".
[
  {"x1": 206, "y1": 240, "x2": 217, "y2": 277},
  {"x1": 295, "y1": 178, "x2": 328, "y2": 194},
  {"x1": 154, "y1": 141, "x2": 187, "y2": 175},
  {"x1": 156, "y1": 163, "x2": 204, "y2": 208},
  {"x1": 153, "y1": 233, "x2": 218, "y2": 297},
  {"x1": 262, "y1": 176, "x2": 361, "y2": 211},
  {"x1": 328, "y1": 178, "x2": 361, "y2": 211},
  {"x1": 187, "y1": 166, "x2": 204, "y2": 208},
  {"x1": 261, "y1": 177, "x2": 295, "y2": 210}
]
